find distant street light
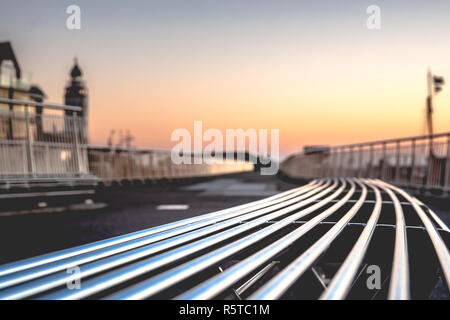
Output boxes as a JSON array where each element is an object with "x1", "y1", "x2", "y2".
[
  {"x1": 433, "y1": 75, "x2": 445, "y2": 93},
  {"x1": 426, "y1": 69, "x2": 445, "y2": 136}
]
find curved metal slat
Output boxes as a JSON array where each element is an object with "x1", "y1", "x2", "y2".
[
  {"x1": 368, "y1": 179, "x2": 410, "y2": 300},
  {"x1": 0, "y1": 180, "x2": 318, "y2": 279},
  {"x1": 319, "y1": 180, "x2": 386, "y2": 299},
  {"x1": 412, "y1": 198, "x2": 450, "y2": 232},
  {"x1": 100, "y1": 179, "x2": 342, "y2": 300},
  {"x1": 175, "y1": 179, "x2": 355, "y2": 300},
  {"x1": 0, "y1": 181, "x2": 326, "y2": 299},
  {"x1": 10, "y1": 180, "x2": 326, "y2": 299},
  {"x1": 249, "y1": 179, "x2": 368, "y2": 300},
  {"x1": 373, "y1": 179, "x2": 450, "y2": 291},
  {"x1": 38, "y1": 179, "x2": 339, "y2": 300},
  {"x1": 0, "y1": 180, "x2": 322, "y2": 295},
  {"x1": 0, "y1": 178, "x2": 448, "y2": 300}
]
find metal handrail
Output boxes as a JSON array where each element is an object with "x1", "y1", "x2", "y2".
[
  {"x1": 330, "y1": 131, "x2": 450, "y2": 150},
  {"x1": 0, "y1": 97, "x2": 89, "y2": 181},
  {"x1": 281, "y1": 131, "x2": 450, "y2": 190},
  {"x1": 0, "y1": 98, "x2": 82, "y2": 112}
]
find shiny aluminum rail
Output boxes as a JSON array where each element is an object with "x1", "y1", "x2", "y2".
[{"x1": 0, "y1": 178, "x2": 448, "y2": 300}]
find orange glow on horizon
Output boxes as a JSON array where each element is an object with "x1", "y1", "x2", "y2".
[{"x1": 6, "y1": 2, "x2": 450, "y2": 160}]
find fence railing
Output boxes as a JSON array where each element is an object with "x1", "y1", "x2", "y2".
[
  {"x1": 88, "y1": 147, "x2": 254, "y2": 183},
  {"x1": 0, "y1": 98, "x2": 89, "y2": 182},
  {"x1": 0, "y1": 98, "x2": 254, "y2": 185},
  {"x1": 281, "y1": 132, "x2": 450, "y2": 190}
]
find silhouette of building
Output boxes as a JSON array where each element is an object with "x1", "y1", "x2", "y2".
[
  {"x1": 0, "y1": 41, "x2": 46, "y2": 140},
  {"x1": 1, "y1": 42, "x2": 89, "y2": 144},
  {"x1": 64, "y1": 58, "x2": 88, "y2": 143},
  {"x1": 0, "y1": 41, "x2": 21, "y2": 79}
]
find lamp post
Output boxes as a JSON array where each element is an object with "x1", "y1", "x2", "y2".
[
  {"x1": 426, "y1": 69, "x2": 445, "y2": 136},
  {"x1": 425, "y1": 69, "x2": 445, "y2": 186}
]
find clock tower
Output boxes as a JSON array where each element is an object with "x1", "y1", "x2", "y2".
[{"x1": 64, "y1": 58, "x2": 88, "y2": 142}]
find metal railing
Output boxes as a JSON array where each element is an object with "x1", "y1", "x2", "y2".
[
  {"x1": 281, "y1": 132, "x2": 450, "y2": 190},
  {"x1": 0, "y1": 98, "x2": 89, "y2": 182},
  {"x1": 0, "y1": 98, "x2": 253, "y2": 186},
  {"x1": 0, "y1": 178, "x2": 447, "y2": 299},
  {"x1": 87, "y1": 147, "x2": 254, "y2": 184}
]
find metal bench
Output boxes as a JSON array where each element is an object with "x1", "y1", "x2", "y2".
[{"x1": 0, "y1": 178, "x2": 448, "y2": 299}]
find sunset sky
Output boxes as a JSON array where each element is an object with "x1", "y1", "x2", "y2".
[{"x1": 1, "y1": 0, "x2": 450, "y2": 159}]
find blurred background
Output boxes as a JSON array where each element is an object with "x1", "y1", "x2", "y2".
[{"x1": 1, "y1": 0, "x2": 450, "y2": 160}]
